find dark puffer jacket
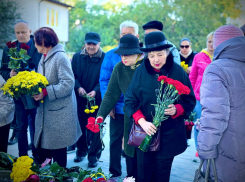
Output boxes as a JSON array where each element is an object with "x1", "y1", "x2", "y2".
[{"x1": 198, "y1": 36, "x2": 245, "y2": 182}]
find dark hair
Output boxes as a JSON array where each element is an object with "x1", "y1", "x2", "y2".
[{"x1": 34, "y1": 27, "x2": 59, "y2": 47}]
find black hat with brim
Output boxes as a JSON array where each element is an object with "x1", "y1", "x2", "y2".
[
  {"x1": 114, "y1": 34, "x2": 143, "y2": 55},
  {"x1": 140, "y1": 31, "x2": 173, "y2": 52}
]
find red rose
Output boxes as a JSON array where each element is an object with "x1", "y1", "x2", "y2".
[
  {"x1": 11, "y1": 42, "x2": 17, "y2": 48},
  {"x1": 88, "y1": 117, "x2": 96, "y2": 125},
  {"x1": 25, "y1": 175, "x2": 39, "y2": 182},
  {"x1": 20, "y1": 43, "x2": 30, "y2": 50},
  {"x1": 6, "y1": 41, "x2": 12, "y2": 48},
  {"x1": 97, "y1": 178, "x2": 106, "y2": 182},
  {"x1": 97, "y1": 118, "x2": 103, "y2": 124},
  {"x1": 83, "y1": 177, "x2": 94, "y2": 182}
]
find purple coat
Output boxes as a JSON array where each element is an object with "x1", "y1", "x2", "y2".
[{"x1": 197, "y1": 36, "x2": 245, "y2": 182}]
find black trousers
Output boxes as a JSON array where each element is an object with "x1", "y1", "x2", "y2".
[
  {"x1": 76, "y1": 113, "x2": 102, "y2": 162},
  {"x1": 0, "y1": 124, "x2": 11, "y2": 153},
  {"x1": 125, "y1": 152, "x2": 138, "y2": 181},
  {"x1": 15, "y1": 101, "x2": 38, "y2": 157},
  {"x1": 109, "y1": 114, "x2": 124, "y2": 177},
  {"x1": 136, "y1": 148, "x2": 174, "y2": 182},
  {"x1": 39, "y1": 147, "x2": 67, "y2": 168}
]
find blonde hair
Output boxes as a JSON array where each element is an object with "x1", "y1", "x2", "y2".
[{"x1": 206, "y1": 31, "x2": 214, "y2": 40}]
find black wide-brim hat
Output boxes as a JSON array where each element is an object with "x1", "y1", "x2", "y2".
[
  {"x1": 114, "y1": 34, "x2": 143, "y2": 55},
  {"x1": 140, "y1": 31, "x2": 173, "y2": 52}
]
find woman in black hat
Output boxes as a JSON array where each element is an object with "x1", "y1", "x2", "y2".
[
  {"x1": 124, "y1": 31, "x2": 196, "y2": 182},
  {"x1": 96, "y1": 34, "x2": 144, "y2": 180}
]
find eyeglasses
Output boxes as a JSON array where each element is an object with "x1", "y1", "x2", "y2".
[{"x1": 180, "y1": 45, "x2": 190, "y2": 49}]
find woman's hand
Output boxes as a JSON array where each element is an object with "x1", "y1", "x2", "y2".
[
  {"x1": 33, "y1": 91, "x2": 44, "y2": 101},
  {"x1": 138, "y1": 118, "x2": 157, "y2": 136},
  {"x1": 164, "y1": 104, "x2": 177, "y2": 116}
]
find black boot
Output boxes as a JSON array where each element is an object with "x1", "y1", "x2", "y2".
[{"x1": 8, "y1": 128, "x2": 18, "y2": 145}]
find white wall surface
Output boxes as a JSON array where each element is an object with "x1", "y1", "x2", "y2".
[{"x1": 16, "y1": 0, "x2": 69, "y2": 42}]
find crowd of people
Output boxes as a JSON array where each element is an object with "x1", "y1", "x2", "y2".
[{"x1": 0, "y1": 19, "x2": 245, "y2": 182}]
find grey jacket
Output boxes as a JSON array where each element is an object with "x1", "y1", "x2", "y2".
[
  {"x1": 198, "y1": 36, "x2": 245, "y2": 182},
  {"x1": 0, "y1": 76, "x2": 14, "y2": 127},
  {"x1": 34, "y1": 44, "x2": 82, "y2": 149}
]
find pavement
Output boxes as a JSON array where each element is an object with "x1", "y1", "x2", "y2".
[{"x1": 7, "y1": 116, "x2": 199, "y2": 181}]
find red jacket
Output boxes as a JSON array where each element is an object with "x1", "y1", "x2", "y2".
[{"x1": 189, "y1": 50, "x2": 212, "y2": 101}]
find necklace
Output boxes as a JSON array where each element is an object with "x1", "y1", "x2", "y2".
[{"x1": 130, "y1": 54, "x2": 143, "y2": 70}]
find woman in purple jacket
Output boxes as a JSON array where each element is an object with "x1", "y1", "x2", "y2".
[
  {"x1": 198, "y1": 25, "x2": 245, "y2": 182},
  {"x1": 189, "y1": 31, "x2": 214, "y2": 162}
]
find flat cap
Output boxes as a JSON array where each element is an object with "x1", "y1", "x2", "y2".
[{"x1": 142, "y1": 20, "x2": 163, "y2": 31}]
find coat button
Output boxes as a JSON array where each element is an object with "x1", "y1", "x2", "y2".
[{"x1": 156, "y1": 74, "x2": 159, "y2": 78}]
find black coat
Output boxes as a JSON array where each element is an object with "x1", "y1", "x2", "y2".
[
  {"x1": 124, "y1": 54, "x2": 196, "y2": 159},
  {"x1": 180, "y1": 51, "x2": 197, "y2": 67},
  {"x1": 71, "y1": 48, "x2": 105, "y2": 115},
  {"x1": 0, "y1": 35, "x2": 42, "y2": 81}
]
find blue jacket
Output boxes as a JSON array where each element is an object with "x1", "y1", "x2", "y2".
[{"x1": 99, "y1": 47, "x2": 124, "y2": 114}]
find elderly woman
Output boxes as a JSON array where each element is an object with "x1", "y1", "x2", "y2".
[
  {"x1": 189, "y1": 31, "x2": 214, "y2": 162},
  {"x1": 96, "y1": 34, "x2": 144, "y2": 179},
  {"x1": 124, "y1": 32, "x2": 196, "y2": 182},
  {"x1": 198, "y1": 25, "x2": 245, "y2": 182},
  {"x1": 33, "y1": 27, "x2": 82, "y2": 167},
  {"x1": 179, "y1": 38, "x2": 196, "y2": 74}
]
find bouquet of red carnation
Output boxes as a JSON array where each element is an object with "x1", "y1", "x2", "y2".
[
  {"x1": 6, "y1": 41, "x2": 31, "y2": 69},
  {"x1": 185, "y1": 112, "x2": 196, "y2": 131},
  {"x1": 139, "y1": 76, "x2": 191, "y2": 152},
  {"x1": 86, "y1": 117, "x2": 103, "y2": 133}
]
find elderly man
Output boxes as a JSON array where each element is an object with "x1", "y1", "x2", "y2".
[
  {"x1": 99, "y1": 20, "x2": 139, "y2": 178},
  {"x1": 143, "y1": 20, "x2": 181, "y2": 65},
  {"x1": 71, "y1": 32, "x2": 105, "y2": 168},
  {"x1": 0, "y1": 21, "x2": 41, "y2": 162}
]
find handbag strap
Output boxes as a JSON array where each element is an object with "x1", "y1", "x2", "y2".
[{"x1": 198, "y1": 159, "x2": 218, "y2": 182}]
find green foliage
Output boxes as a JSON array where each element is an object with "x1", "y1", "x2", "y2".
[
  {"x1": 0, "y1": 0, "x2": 21, "y2": 48},
  {"x1": 65, "y1": 0, "x2": 243, "y2": 53}
]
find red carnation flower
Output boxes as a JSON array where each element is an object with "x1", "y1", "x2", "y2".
[
  {"x1": 6, "y1": 41, "x2": 12, "y2": 48},
  {"x1": 97, "y1": 118, "x2": 103, "y2": 124},
  {"x1": 96, "y1": 178, "x2": 105, "y2": 182},
  {"x1": 83, "y1": 177, "x2": 94, "y2": 182},
  {"x1": 11, "y1": 42, "x2": 16, "y2": 48},
  {"x1": 93, "y1": 124, "x2": 100, "y2": 133},
  {"x1": 20, "y1": 43, "x2": 30, "y2": 50},
  {"x1": 157, "y1": 75, "x2": 168, "y2": 82},
  {"x1": 88, "y1": 117, "x2": 96, "y2": 125}
]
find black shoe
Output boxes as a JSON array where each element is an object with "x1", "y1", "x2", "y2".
[
  {"x1": 74, "y1": 156, "x2": 84, "y2": 163},
  {"x1": 88, "y1": 161, "x2": 98, "y2": 168},
  {"x1": 8, "y1": 137, "x2": 18, "y2": 145}
]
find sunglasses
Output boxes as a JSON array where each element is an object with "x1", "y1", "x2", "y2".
[{"x1": 180, "y1": 45, "x2": 190, "y2": 49}]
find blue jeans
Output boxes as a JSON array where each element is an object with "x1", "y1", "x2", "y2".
[{"x1": 193, "y1": 100, "x2": 202, "y2": 150}]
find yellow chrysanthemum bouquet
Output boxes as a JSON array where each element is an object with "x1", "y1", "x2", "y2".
[
  {"x1": 181, "y1": 61, "x2": 188, "y2": 71},
  {"x1": 1, "y1": 71, "x2": 49, "y2": 109},
  {"x1": 83, "y1": 93, "x2": 99, "y2": 114},
  {"x1": 10, "y1": 156, "x2": 36, "y2": 182}
]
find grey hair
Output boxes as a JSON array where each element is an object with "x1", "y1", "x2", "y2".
[
  {"x1": 206, "y1": 31, "x2": 214, "y2": 40},
  {"x1": 120, "y1": 20, "x2": 139, "y2": 35}
]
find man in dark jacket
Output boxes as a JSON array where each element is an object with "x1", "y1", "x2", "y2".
[
  {"x1": 71, "y1": 32, "x2": 104, "y2": 168},
  {"x1": 0, "y1": 21, "x2": 41, "y2": 162}
]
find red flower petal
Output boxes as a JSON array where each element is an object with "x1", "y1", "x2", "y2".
[
  {"x1": 6, "y1": 41, "x2": 12, "y2": 48},
  {"x1": 97, "y1": 118, "x2": 103, "y2": 124},
  {"x1": 83, "y1": 177, "x2": 94, "y2": 182},
  {"x1": 11, "y1": 42, "x2": 16, "y2": 48},
  {"x1": 88, "y1": 117, "x2": 96, "y2": 125}
]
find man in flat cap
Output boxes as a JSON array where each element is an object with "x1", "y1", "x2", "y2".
[
  {"x1": 143, "y1": 20, "x2": 181, "y2": 65},
  {"x1": 71, "y1": 32, "x2": 105, "y2": 168}
]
